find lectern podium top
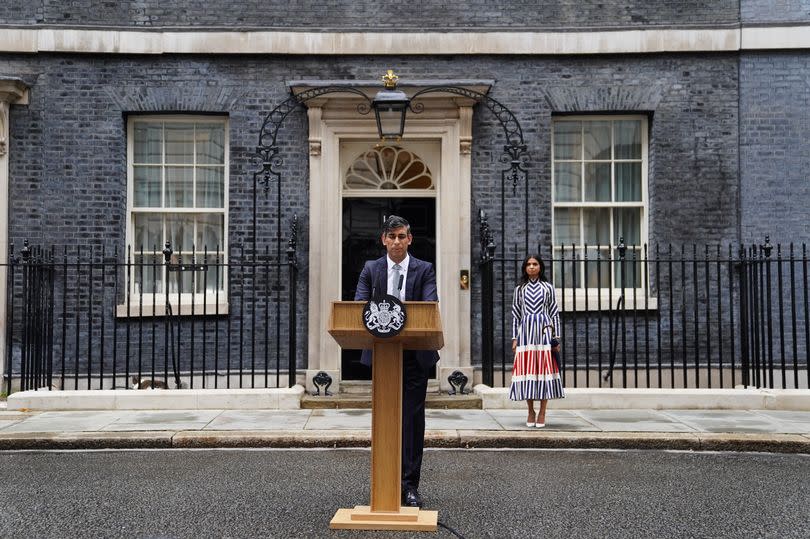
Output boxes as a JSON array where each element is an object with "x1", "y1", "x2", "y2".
[{"x1": 328, "y1": 301, "x2": 444, "y2": 351}]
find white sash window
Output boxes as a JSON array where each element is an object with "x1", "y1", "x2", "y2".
[{"x1": 125, "y1": 116, "x2": 228, "y2": 310}]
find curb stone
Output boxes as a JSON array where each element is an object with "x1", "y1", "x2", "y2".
[{"x1": 0, "y1": 431, "x2": 808, "y2": 453}]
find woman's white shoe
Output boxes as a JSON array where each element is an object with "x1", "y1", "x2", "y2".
[
  {"x1": 535, "y1": 422, "x2": 545, "y2": 428},
  {"x1": 526, "y1": 422, "x2": 535, "y2": 427}
]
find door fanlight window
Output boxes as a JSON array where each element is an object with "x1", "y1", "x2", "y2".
[{"x1": 344, "y1": 146, "x2": 434, "y2": 190}]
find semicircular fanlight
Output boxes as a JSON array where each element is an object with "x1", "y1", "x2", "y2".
[{"x1": 344, "y1": 146, "x2": 434, "y2": 191}]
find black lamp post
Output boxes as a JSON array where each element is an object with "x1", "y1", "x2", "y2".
[{"x1": 371, "y1": 70, "x2": 410, "y2": 142}]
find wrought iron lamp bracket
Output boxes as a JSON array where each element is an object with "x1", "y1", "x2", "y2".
[
  {"x1": 253, "y1": 87, "x2": 373, "y2": 192},
  {"x1": 408, "y1": 86, "x2": 529, "y2": 192}
]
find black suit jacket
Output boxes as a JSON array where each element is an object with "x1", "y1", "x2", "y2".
[{"x1": 354, "y1": 255, "x2": 440, "y2": 370}]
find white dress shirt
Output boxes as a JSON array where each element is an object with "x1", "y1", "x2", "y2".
[{"x1": 386, "y1": 254, "x2": 409, "y2": 301}]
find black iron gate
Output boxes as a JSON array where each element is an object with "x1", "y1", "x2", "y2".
[{"x1": 478, "y1": 217, "x2": 809, "y2": 390}]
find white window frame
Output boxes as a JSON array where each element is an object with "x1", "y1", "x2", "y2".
[
  {"x1": 551, "y1": 114, "x2": 654, "y2": 311},
  {"x1": 121, "y1": 114, "x2": 229, "y2": 316}
]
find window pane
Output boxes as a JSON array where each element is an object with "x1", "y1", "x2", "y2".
[
  {"x1": 167, "y1": 266, "x2": 193, "y2": 295},
  {"x1": 584, "y1": 162, "x2": 611, "y2": 202},
  {"x1": 615, "y1": 162, "x2": 642, "y2": 201},
  {"x1": 615, "y1": 120, "x2": 641, "y2": 159},
  {"x1": 584, "y1": 247, "x2": 611, "y2": 288},
  {"x1": 165, "y1": 124, "x2": 194, "y2": 164},
  {"x1": 133, "y1": 123, "x2": 162, "y2": 164},
  {"x1": 133, "y1": 166, "x2": 161, "y2": 207},
  {"x1": 584, "y1": 121, "x2": 611, "y2": 160},
  {"x1": 197, "y1": 254, "x2": 224, "y2": 294},
  {"x1": 134, "y1": 254, "x2": 163, "y2": 296},
  {"x1": 614, "y1": 208, "x2": 641, "y2": 246},
  {"x1": 583, "y1": 208, "x2": 610, "y2": 246},
  {"x1": 165, "y1": 167, "x2": 193, "y2": 208},
  {"x1": 196, "y1": 123, "x2": 225, "y2": 165},
  {"x1": 196, "y1": 214, "x2": 224, "y2": 252},
  {"x1": 133, "y1": 214, "x2": 163, "y2": 252},
  {"x1": 614, "y1": 248, "x2": 642, "y2": 288},
  {"x1": 196, "y1": 167, "x2": 225, "y2": 208},
  {"x1": 554, "y1": 162, "x2": 581, "y2": 202},
  {"x1": 552, "y1": 249, "x2": 580, "y2": 288},
  {"x1": 553, "y1": 121, "x2": 581, "y2": 160},
  {"x1": 167, "y1": 214, "x2": 194, "y2": 252},
  {"x1": 554, "y1": 208, "x2": 580, "y2": 245}
]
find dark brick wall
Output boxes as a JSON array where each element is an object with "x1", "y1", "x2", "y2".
[
  {"x1": 739, "y1": 51, "x2": 810, "y2": 245},
  {"x1": 742, "y1": 1, "x2": 810, "y2": 23},
  {"x1": 1, "y1": 52, "x2": 744, "y2": 374},
  {"x1": 0, "y1": 1, "x2": 738, "y2": 29}
]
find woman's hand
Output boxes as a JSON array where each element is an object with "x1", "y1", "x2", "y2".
[{"x1": 511, "y1": 339, "x2": 517, "y2": 354}]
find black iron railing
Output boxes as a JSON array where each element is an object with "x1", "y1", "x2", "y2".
[
  {"x1": 478, "y1": 225, "x2": 809, "y2": 390},
  {"x1": 4, "y1": 231, "x2": 299, "y2": 393}
]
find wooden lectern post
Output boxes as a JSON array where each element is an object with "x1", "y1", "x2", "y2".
[{"x1": 327, "y1": 301, "x2": 443, "y2": 532}]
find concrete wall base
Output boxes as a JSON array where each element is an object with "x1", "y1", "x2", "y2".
[
  {"x1": 7, "y1": 385, "x2": 305, "y2": 411},
  {"x1": 474, "y1": 385, "x2": 810, "y2": 411}
]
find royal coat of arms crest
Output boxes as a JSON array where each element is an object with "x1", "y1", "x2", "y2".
[{"x1": 362, "y1": 294, "x2": 407, "y2": 338}]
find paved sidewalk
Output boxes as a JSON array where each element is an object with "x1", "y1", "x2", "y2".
[{"x1": 0, "y1": 407, "x2": 808, "y2": 453}]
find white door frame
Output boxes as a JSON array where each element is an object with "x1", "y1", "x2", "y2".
[{"x1": 303, "y1": 93, "x2": 476, "y2": 392}]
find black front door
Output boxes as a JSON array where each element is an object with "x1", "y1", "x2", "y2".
[{"x1": 341, "y1": 197, "x2": 436, "y2": 380}]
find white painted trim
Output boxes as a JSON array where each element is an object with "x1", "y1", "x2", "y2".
[
  {"x1": 305, "y1": 106, "x2": 471, "y2": 388},
  {"x1": 741, "y1": 25, "x2": 810, "y2": 50},
  {"x1": 0, "y1": 80, "x2": 29, "y2": 389},
  {"x1": 0, "y1": 25, "x2": 808, "y2": 56},
  {"x1": 124, "y1": 115, "x2": 230, "y2": 308},
  {"x1": 551, "y1": 115, "x2": 650, "y2": 294}
]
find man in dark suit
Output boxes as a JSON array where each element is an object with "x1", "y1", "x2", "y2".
[{"x1": 354, "y1": 215, "x2": 438, "y2": 509}]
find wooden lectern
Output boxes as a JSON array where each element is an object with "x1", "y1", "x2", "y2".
[{"x1": 327, "y1": 301, "x2": 444, "y2": 532}]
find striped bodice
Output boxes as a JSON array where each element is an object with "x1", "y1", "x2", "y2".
[{"x1": 511, "y1": 279, "x2": 560, "y2": 342}]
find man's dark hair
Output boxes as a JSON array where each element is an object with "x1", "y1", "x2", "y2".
[{"x1": 382, "y1": 215, "x2": 411, "y2": 235}]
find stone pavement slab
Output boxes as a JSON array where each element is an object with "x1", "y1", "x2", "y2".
[
  {"x1": 576, "y1": 409, "x2": 697, "y2": 432},
  {"x1": 425, "y1": 409, "x2": 502, "y2": 430},
  {"x1": 662, "y1": 410, "x2": 810, "y2": 434},
  {"x1": 203, "y1": 410, "x2": 311, "y2": 430},
  {"x1": 100, "y1": 410, "x2": 221, "y2": 431},
  {"x1": 487, "y1": 409, "x2": 601, "y2": 431},
  {"x1": 750, "y1": 410, "x2": 810, "y2": 433},
  {"x1": 2, "y1": 411, "x2": 121, "y2": 433},
  {"x1": 304, "y1": 409, "x2": 371, "y2": 430}
]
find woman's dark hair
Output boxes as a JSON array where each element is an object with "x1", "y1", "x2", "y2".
[{"x1": 520, "y1": 254, "x2": 547, "y2": 284}]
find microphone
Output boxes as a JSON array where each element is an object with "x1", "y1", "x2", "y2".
[{"x1": 397, "y1": 274, "x2": 404, "y2": 292}]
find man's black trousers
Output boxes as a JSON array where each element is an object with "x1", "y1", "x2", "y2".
[{"x1": 401, "y1": 352, "x2": 429, "y2": 492}]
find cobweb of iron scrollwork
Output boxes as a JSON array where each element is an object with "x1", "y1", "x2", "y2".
[
  {"x1": 252, "y1": 87, "x2": 373, "y2": 191},
  {"x1": 409, "y1": 86, "x2": 525, "y2": 149},
  {"x1": 344, "y1": 145, "x2": 434, "y2": 190},
  {"x1": 409, "y1": 86, "x2": 529, "y2": 191}
]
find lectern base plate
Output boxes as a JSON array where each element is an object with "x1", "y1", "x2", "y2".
[{"x1": 330, "y1": 505, "x2": 438, "y2": 531}]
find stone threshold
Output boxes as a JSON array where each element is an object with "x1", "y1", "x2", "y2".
[{"x1": 301, "y1": 392, "x2": 481, "y2": 410}]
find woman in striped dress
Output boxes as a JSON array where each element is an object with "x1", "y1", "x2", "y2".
[{"x1": 509, "y1": 255, "x2": 565, "y2": 427}]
